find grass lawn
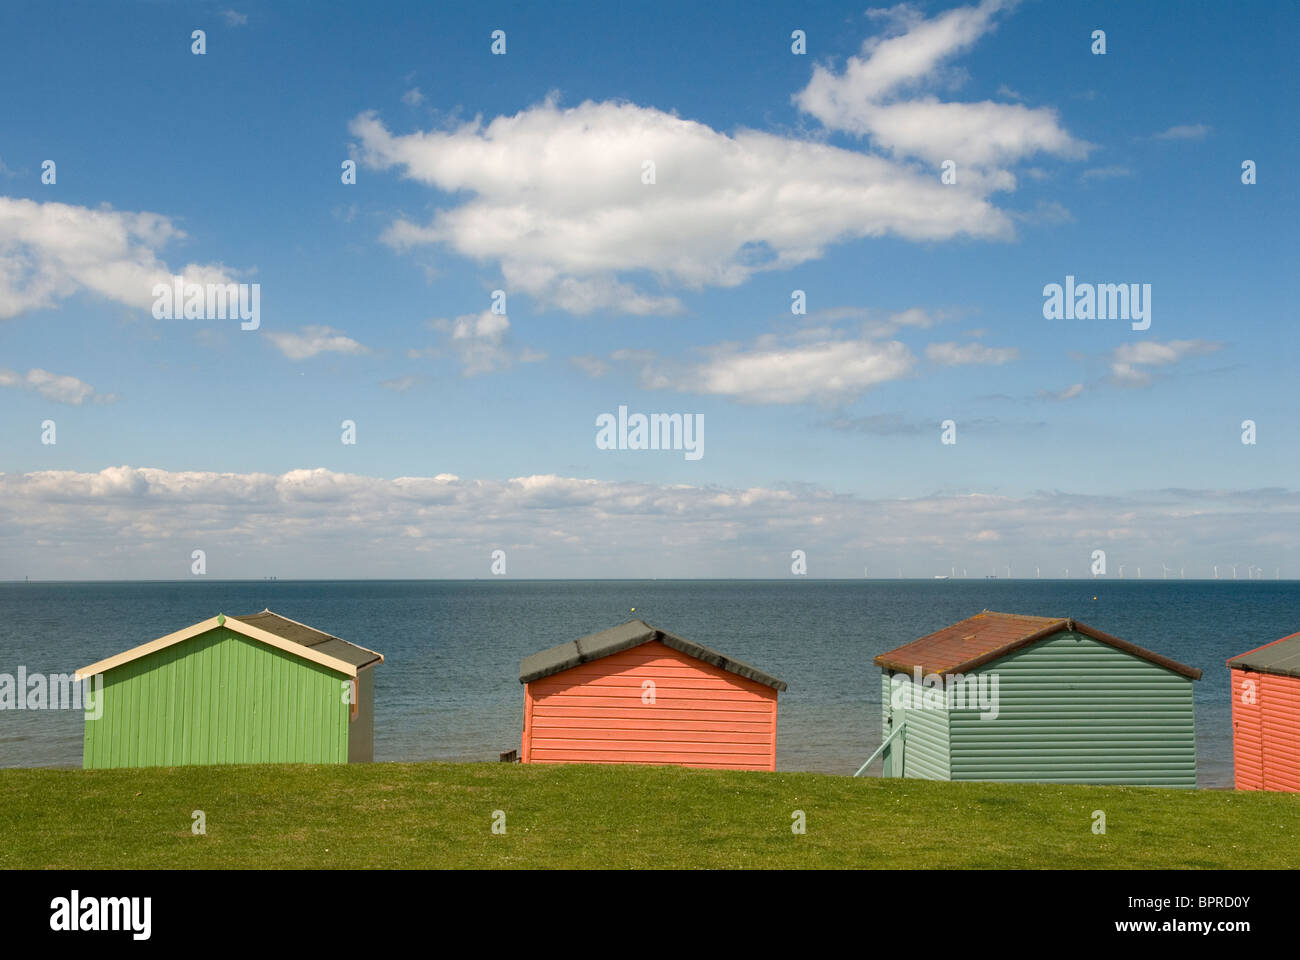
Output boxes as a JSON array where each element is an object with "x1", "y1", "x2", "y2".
[{"x1": 1, "y1": 761, "x2": 1295, "y2": 869}]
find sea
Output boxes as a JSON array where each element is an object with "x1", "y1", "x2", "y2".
[{"x1": 3, "y1": 578, "x2": 1294, "y2": 787}]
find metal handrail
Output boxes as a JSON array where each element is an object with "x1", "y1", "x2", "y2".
[{"x1": 853, "y1": 721, "x2": 906, "y2": 777}]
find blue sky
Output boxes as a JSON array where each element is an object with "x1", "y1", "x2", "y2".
[{"x1": 1, "y1": 0, "x2": 1297, "y2": 579}]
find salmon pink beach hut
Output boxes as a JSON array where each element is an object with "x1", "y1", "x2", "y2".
[
  {"x1": 518, "y1": 619, "x2": 787, "y2": 770},
  {"x1": 1228, "y1": 630, "x2": 1300, "y2": 792}
]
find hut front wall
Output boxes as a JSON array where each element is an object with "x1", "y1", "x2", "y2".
[
  {"x1": 84, "y1": 626, "x2": 351, "y2": 769},
  {"x1": 1232, "y1": 667, "x2": 1300, "y2": 792},
  {"x1": 522, "y1": 640, "x2": 778, "y2": 770},
  {"x1": 880, "y1": 670, "x2": 951, "y2": 779},
  {"x1": 949, "y1": 631, "x2": 1197, "y2": 786}
]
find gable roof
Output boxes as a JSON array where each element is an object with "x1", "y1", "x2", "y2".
[
  {"x1": 519, "y1": 619, "x2": 787, "y2": 691},
  {"x1": 1227, "y1": 630, "x2": 1300, "y2": 678},
  {"x1": 74, "y1": 610, "x2": 383, "y2": 681},
  {"x1": 873, "y1": 610, "x2": 1201, "y2": 680}
]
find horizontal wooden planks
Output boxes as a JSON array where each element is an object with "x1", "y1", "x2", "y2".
[{"x1": 521, "y1": 639, "x2": 778, "y2": 771}]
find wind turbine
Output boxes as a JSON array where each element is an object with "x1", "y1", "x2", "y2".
[
  {"x1": 1213, "y1": 565, "x2": 1218, "y2": 579},
  {"x1": 1118, "y1": 564, "x2": 1125, "y2": 578},
  {"x1": 1136, "y1": 567, "x2": 1142, "y2": 579},
  {"x1": 1161, "y1": 563, "x2": 1172, "y2": 579}
]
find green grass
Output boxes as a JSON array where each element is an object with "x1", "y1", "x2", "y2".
[{"x1": 1, "y1": 762, "x2": 1295, "y2": 868}]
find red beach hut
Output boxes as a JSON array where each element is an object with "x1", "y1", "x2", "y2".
[
  {"x1": 518, "y1": 620, "x2": 787, "y2": 771},
  {"x1": 1227, "y1": 630, "x2": 1300, "y2": 791}
]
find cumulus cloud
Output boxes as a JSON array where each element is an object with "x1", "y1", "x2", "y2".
[
  {"x1": 350, "y1": 97, "x2": 1011, "y2": 314},
  {"x1": 427, "y1": 310, "x2": 545, "y2": 376},
  {"x1": 689, "y1": 337, "x2": 914, "y2": 403},
  {"x1": 401, "y1": 87, "x2": 425, "y2": 106},
  {"x1": 794, "y1": 0, "x2": 1090, "y2": 169},
  {"x1": 265, "y1": 325, "x2": 369, "y2": 361},
  {"x1": 1109, "y1": 339, "x2": 1221, "y2": 386},
  {"x1": 0, "y1": 196, "x2": 236, "y2": 321},
  {"x1": 0, "y1": 367, "x2": 110, "y2": 405},
  {"x1": 220, "y1": 9, "x2": 248, "y2": 27},
  {"x1": 609, "y1": 326, "x2": 916, "y2": 404},
  {"x1": 2, "y1": 465, "x2": 1295, "y2": 579}
]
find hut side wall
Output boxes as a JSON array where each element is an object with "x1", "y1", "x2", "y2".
[
  {"x1": 880, "y1": 670, "x2": 951, "y2": 780},
  {"x1": 347, "y1": 664, "x2": 376, "y2": 763},
  {"x1": 950, "y1": 631, "x2": 1197, "y2": 786},
  {"x1": 84, "y1": 626, "x2": 350, "y2": 769},
  {"x1": 1229, "y1": 667, "x2": 1264, "y2": 789},
  {"x1": 521, "y1": 640, "x2": 778, "y2": 770}
]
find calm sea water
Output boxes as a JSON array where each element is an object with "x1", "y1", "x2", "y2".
[{"x1": 3, "y1": 579, "x2": 1293, "y2": 787}]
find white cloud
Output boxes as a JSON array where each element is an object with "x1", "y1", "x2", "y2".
[
  {"x1": 794, "y1": 0, "x2": 1090, "y2": 169},
  {"x1": 2, "y1": 465, "x2": 1295, "y2": 579},
  {"x1": 695, "y1": 338, "x2": 913, "y2": 404},
  {"x1": 220, "y1": 9, "x2": 248, "y2": 26},
  {"x1": 401, "y1": 87, "x2": 425, "y2": 106},
  {"x1": 265, "y1": 325, "x2": 369, "y2": 361},
  {"x1": 627, "y1": 330, "x2": 915, "y2": 405},
  {"x1": 1152, "y1": 124, "x2": 1210, "y2": 141},
  {"x1": 925, "y1": 340, "x2": 1017, "y2": 365},
  {"x1": 1042, "y1": 382, "x2": 1084, "y2": 401},
  {"x1": 1109, "y1": 339, "x2": 1221, "y2": 386},
  {"x1": 350, "y1": 98, "x2": 1011, "y2": 314},
  {"x1": 0, "y1": 367, "x2": 109, "y2": 405},
  {"x1": 0, "y1": 196, "x2": 236, "y2": 321},
  {"x1": 427, "y1": 310, "x2": 544, "y2": 376}
]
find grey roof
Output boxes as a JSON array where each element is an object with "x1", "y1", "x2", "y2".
[
  {"x1": 230, "y1": 610, "x2": 383, "y2": 670},
  {"x1": 1228, "y1": 631, "x2": 1300, "y2": 678},
  {"x1": 519, "y1": 619, "x2": 787, "y2": 691}
]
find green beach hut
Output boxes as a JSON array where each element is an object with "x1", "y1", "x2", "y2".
[
  {"x1": 871, "y1": 611, "x2": 1201, "y2": 787},
  {"x1": 74, "y1": 610, "x2": 382, "y2": 769}
]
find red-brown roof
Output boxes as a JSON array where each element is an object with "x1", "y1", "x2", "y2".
[{"x1": 873, "y1": 610, "x2": 1202, "y2": 680}]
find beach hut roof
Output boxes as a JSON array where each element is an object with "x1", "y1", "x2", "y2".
[
  {"x1": 1227, "y1": 630, "x2": 1300, "y2": 678},
  {"x1": 75, "y1": 609, "x2": 383, "y2": 681},
  {"x1": 519, "y1": 619, "x2": 788, "y2": 691},
  {"x1": 873, "y1": 609, "x2": 1202, "y2": 680}
]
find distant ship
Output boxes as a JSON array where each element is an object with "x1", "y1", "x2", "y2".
[{"x1": 933, "y1": 575, "x2": 949, "y2": 579}]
